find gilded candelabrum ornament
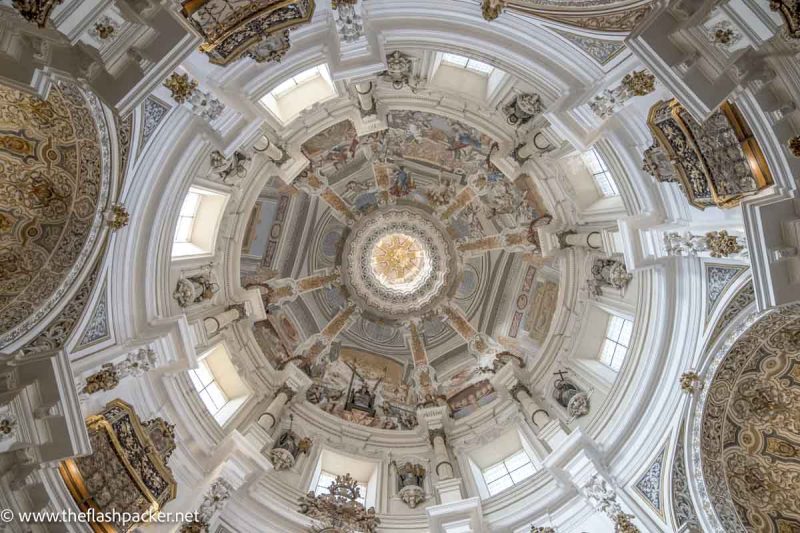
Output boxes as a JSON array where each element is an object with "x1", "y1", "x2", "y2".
[
  {"x1": 680, "y1": 371, "x2": 703, "y2": 394},
  {"x1": 163, "y1": 72, "x2": 198, "y2": 104},
  {"x1": 789, "y1": 135, "x2": 800, "y2": 157},
  {"x1": 621, "y1": 70, "x2": 656, "y2": 97},
  {"x1": 105, "y1": 203, "x2": 129, "y2": 230},
  {"x1": 298, "y1": 473, "x2": 380, "y2": 532},
  {"x1": 705, "y1": 230, "x2": 744, "y2": 258}
]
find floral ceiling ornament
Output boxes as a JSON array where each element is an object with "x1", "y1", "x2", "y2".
[
  {"x1": 708, "y1": 20, "x2": 741, "y2": 48},
  {"x1": 105, "y1": 203, "x2": 130, "y2": 231},
  {"x1": 481, "y1": 0, "x2": 506, "y2": 21},
  {"x1": 91, "y1": 18, "x2": 117, "y2": 40},
  {"x1": 163, "y1": 73, "x2": 198, "y2": 104},
  {"x1": 298, "y1": 473, "x2": 380, "y2": 533},
  {"x1": 0, "y1": 414, "x2": 17, "y2": 441},
  {"x1": 621, "y1": 70, "x2": 656, "y2": 97},
  {"x1": 705, "y1": 230, "x2": 744, "y2": 258},
  {"x1": 10, "y1": 0, "x2": 63, "y2": 27},
  {"x1": 679, "y1": 371, "x2": 703, "y2": 394}
]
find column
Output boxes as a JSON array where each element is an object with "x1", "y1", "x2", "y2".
[
  {"x1": 429, "y1": 429, "x2": 454, "y2": 480},
  {"x1": 354, "y1": 81, "x2": 375, "y2": 115},
  {"x1": 203, "y1": 305, "x2": 245, "y2": 337},
  {"x1": 257, "y1": 384, "x2": 296, "y2": 434},
  {"x1": 509, "y1": 383, "x2": 552, "y2": 429},
  {"x1": 263, "y1": 268, "x2": 341, "y2": 307},
  {"x1": 293, "y1": 170, "x2": 357, "y2": 224},
  {"x1": 253, "y1": 135, "x2": 284, "y2": 161}
]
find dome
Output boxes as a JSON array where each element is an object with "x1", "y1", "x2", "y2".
[{"x1": 1, "y1": 1, "x2": 799, "y2": 532}]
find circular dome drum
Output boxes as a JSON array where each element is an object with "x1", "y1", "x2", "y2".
[{"x1": 341, "y1": 204, "x2": 459, "y2": 322}]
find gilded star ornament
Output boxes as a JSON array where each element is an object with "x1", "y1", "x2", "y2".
[
  {"x1": 621, "y1": 70, "x2": 656, "y2": 97},
  {"x1": 370, "y1": 233, "x2": 424, "y2": 285},
  {"x1": 163, "y1": 72, "x2": 198, "y2": 104}
]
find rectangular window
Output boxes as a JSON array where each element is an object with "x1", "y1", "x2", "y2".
[
  {"x1": 189, "y1": 359, "x2": 229, "y2": 416},
  {"x1": 174, "y1": 191, "x2": 201, "y2": 243},
  {"x1": 441, "y1": 53, "x2": 494, "y2": 76},
  {"x1": 599, "y1": 315, "x2": 633, "y2": 371},
  {"x1": 584, "y1": 147, "x2": 619, "y2": 197},
  {"x1": 315, "y1": 471, "x2": 367, "y2": 506},
  {"x1": 482, "y1": 450, "x2": 536, "y2": 496}
]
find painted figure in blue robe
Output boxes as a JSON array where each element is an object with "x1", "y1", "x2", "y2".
[{"x1": 390, "y1": 166, "x2": 415, "y2": 197}]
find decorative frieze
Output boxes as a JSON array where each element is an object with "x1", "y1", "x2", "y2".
[
  {"x1": 663, "y1": 231, "x2": 747, "y2": 258},
  {"x1": 589, "y1": 69, "x2": 656, "y2": 119},
  {"x1": 583, "y1": 475, "x2": 640, "y2": 533},
  {"x1": 163, "y1": 72, "x2": 225, "y2": 122},
  {"x1": 81, "y1": 348, "x2": 157, "y2": 395}
]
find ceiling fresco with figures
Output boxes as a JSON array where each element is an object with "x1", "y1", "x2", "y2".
[
  {"x1": 244, "y1": 110, "x2": 556, "y2": 430},
  {"x1": 0, "y1": 81, "x2": 110, "y2": 348},
  {"x1": 699, "y1": 306, "x2": 800, "y2": 532}
]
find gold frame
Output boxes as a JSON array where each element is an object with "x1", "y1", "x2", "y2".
[
  {"x1": 180, "y1": 0, "x2": 316, "y2": 65},
  {"x1": 647, "y1": 99, "x2": 773, "y2": 210},
  {"x1": 58, "y1": 400, "x2": 176, "y2": 533}
]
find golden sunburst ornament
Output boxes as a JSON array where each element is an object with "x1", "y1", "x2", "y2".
[{"x1": 371, "y1": 233, "x2": 424, "y2": 286}]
